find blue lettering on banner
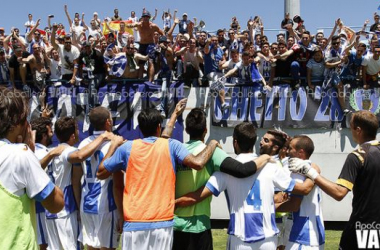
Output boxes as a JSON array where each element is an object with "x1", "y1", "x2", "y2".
[
  {"x1": 277, "y1": 86, "x2": 289, "y2": 121},
  {"x1": 248, "y1": 88, "x2": 263, "y2": 123},
  {"x1": 212, "y1": 84, "x2": 380, "y2": 128},
  {"x1": 314, "y1": 87, "x2": 330, "y2": 122},
  {"x1": 289, "y1": 87, "x2": 307, "y2": 121},
  {"x1": 229, "y1": 86, "x2": 249, "y2": 122}
]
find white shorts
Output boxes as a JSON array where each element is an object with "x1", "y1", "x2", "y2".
[
  {"x1": 276, "y1": 216, "x2": 293, "y2": 246},
  {"x1": 79, "y1": 210, "x2": 120, "y2": 248},
  {"x1": 285, "y1": 242, "x2": 325, "y2": 250},
  {"x1": 121, "y1": 227, "x2": 173, "y2": 250},
  {"x1": 227, "y1": 235, "x2": 277, "y2": 250},
  {"x1": 45, "y1": 211, "x2": 79, "y2": 250},
  {"x1": 36, "y1": 212, "x2": 48, "y2": 245}
]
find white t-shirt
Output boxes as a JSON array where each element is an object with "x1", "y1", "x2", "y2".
[
  {"x1": 362, "y1": 54, "x2": 380, "y2": 75},
  {"x1": 78, "y1": 131, "x2": 116, "y2": 214},
  {"x1": 71, "y1": 24, "x2": 85, "y2": 39},
  {"x1": 306, "y1": 59, "x2": 325, "y2": 78},
  {"x1": 0, "y1": 139, "x2": 52, "y2": 199},
  {"x1": 50, "y1": 58, "x2": 61, "y2": 79},
  {"x1": 163, "y1": 16, "x2": 171, "y2": 29},
  {"x1": 87, "y1": 27, "x2": 102, "y2": 40},
  {"x1": 47, "y1": 143, "x2": 78, "y2": 218},
  {"x1": 57, "y1": 44, "x2": 80, "y2": 75},
  {"x1": 206, "y1": 153, "x2": 295, "y2": 243}
]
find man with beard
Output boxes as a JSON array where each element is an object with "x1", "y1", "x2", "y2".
[{"x1": 31, "y1": 117, "x2": 66, "y2": 250}]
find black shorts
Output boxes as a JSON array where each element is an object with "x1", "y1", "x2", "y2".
[{"x1": 172, "y1": 229, "x2": 212, "y2": 250}]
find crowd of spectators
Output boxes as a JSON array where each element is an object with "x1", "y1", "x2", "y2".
[{"x1": 1, "y1": 7, "x2": 380, "y2": 112}]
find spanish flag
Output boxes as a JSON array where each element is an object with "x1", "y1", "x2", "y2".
[{"x1": 102, "y1": 20, "x2": 134, "y2": 36}]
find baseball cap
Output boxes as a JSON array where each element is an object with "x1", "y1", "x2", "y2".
[
  {"x1": 183, "y1": 13, "x2": 188, "y2": 16},
  {"x1": 159, "y1": 36, "x2": 168, "y2": 43},
  {"x1": 293, "y1": 15, "x2": 304, "y2": 23},
  {"x1": 93, "y1": 12, "x2": 98, "y2": 15},
  {"x1": 142, "y1": 11, "x2": 151, "y2": 17},
  {"x1": 0, "y1": 27, "x2": 4, "y2": 32}
]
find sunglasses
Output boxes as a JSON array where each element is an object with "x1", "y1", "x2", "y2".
[{"x1": 332, "y1": 42, "x2": 340, "y2": 45}]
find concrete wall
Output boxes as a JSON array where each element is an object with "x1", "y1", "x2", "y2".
[{"x1": 180, "y1": 87, "x2": 359, "y2": 221}]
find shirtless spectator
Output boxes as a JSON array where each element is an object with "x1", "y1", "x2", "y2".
[
  {"x1": 127, "y1": 11, "x2": 164, "y2": 79},
  {"x1": 20, "y1": 43, "x2": 51, "y2": 109},
  {"x1": 183, "y1": 38, "x2": 204, "y2": 87},
  {"x1": 230, "y1": 16, "x2": 240, "y2": 32},
  {"x1": 111, "y1": 9, "x2": 122, "y2": 21},
  {"x1": 121, "y1": 43, "x2": 148, "y2": 79}
]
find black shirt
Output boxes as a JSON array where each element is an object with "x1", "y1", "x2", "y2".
[
  {"x1": 78, "y1": 48, "x2": 106, "y2": 76},
  {"x1": 8, "y1": 51, "x2": 32, "y2": 81},
  {"x1": 337, "y1": 141, "x2": 380, "y2": 248}
]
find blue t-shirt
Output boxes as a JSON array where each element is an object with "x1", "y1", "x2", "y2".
[
  {"x1": 203, "y1": 46, "x2": 224, "y2": 75},
  {"x1": 340, "y1": 51, "x2": 363, "y2": 78}
]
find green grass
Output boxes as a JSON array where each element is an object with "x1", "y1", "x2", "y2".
[
  {"x1": 212, "y1": 229, "x2": 342, "y2": 250},
  {"x1": 110, "y1": 229, "x2": 342, "y2": 249}
]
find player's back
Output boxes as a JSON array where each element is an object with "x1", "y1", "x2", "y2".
[
  {"x1": 212, "y1": 153, "x2": 294, "y2": 243},
  {"x1": 47, "y1": 143, "x2": 77, "y2": 218},
  {"x1": 78, "y1": 132, "x2": 116, "y2": 214}
]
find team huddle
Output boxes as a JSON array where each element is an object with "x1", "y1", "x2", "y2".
[{"x1": 1, "y1": 86, "x2": 380, "y2": 250}]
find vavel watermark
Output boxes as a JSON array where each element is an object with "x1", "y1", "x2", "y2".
[{"x1": 356, "y1": 222, "x2": 380, "y2": 249}]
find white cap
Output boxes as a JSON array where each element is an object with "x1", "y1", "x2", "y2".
[
  {"x1": 183, "y1": 13, "x2": 188, "y2": 16},
  {"x1": 93, "y1": 12, "x2": 98, "y2": 15}
]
